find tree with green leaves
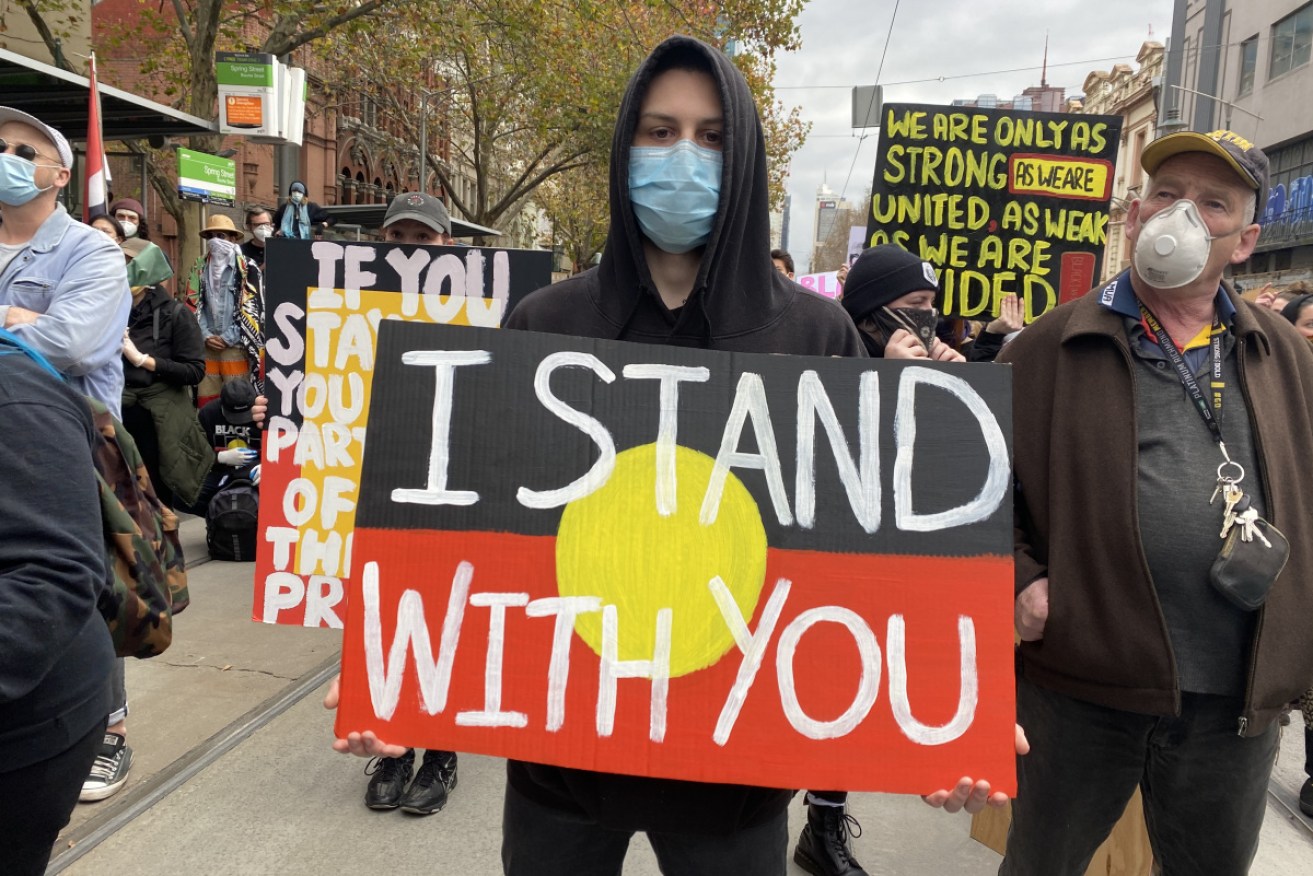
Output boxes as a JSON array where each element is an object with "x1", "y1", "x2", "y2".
[
  {"x1": 319, "y1": 0, "x2": 808, "y2": 232},
  {"x1": 22, "y1": 0, "x2": 398, "y2": 270}
]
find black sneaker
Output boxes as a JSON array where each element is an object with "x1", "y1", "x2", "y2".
[
  {"x1": 1300, "y1": 777, "x2": 1313, "y2": 818},
  {"x1": 364, "y1": 750, "x2": 414, "y2": 810},
  {"x1": 399, "y1": 750, "x2": 458, "y2": 816},
  {"x1": 80, "y1": 733, "x2": 134, "y2": 802}
]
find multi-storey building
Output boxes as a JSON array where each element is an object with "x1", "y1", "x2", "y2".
[
  {"x1": 1080, "y1": 42, "x2": 1166, "y2": 281},
  {"x1": 1161, "y1": 0, "x2": 1313, "y2": 284}
]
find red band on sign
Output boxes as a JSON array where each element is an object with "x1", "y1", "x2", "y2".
[{"x1": 337, "y1": 528, "x2": 1017, "y2": 796}]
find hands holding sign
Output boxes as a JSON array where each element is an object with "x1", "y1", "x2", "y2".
[
  {"x1": 922, "y1": 724, "x2": 1030, "y2": 813},
  {"x1": 326, "y1": 667, "x2": 1029, "y2": 813},
  {"x1": 324, "y1": 674, "x2": 408, "y2": 758}
]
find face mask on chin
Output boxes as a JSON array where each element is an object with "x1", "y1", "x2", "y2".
[
  {"x1": 628, "y1": 140, "x2": 722, "y2": 254},
  {"x1": 1134, "y1": 199, "x2": 1241, "y2": 290},
  {"x1": 0, "y1": 153, "x2": 53, "y2": 206}
]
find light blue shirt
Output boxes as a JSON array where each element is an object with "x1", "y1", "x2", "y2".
[
  {"x1": 195, "y1": 257, "x2": 242, "y2": 346},
  {"x1": 0, "y1": 208, "x2": 131, "y2": 416}
]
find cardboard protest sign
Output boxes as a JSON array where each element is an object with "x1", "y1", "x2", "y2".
[
  {"x1": 335, "y1": 319, "x2": 1017, "y2": 794},
  {"x1": 254, "y1": 239, "x2": 552, "y2": 627},
  {"x1": 866, "y1": 103, "x2": 1121, "y2": 321}
]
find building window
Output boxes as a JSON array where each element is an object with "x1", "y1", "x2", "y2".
[
  {"x1": 1130, "y1": 129, "x2": 1147, "y2": 189},
  {"x1": 1238, "y1": 36, "x2": 1258, "y2": 96},
  {"x1": 1270, "y1": 4, "x2": 1313, "y2": 80}
]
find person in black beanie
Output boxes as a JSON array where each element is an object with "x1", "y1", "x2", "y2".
[
  {"x1": 839, "y1": 244, "x2": 964, "y2": 361},
  {"x1": 790, "y1": 245, "x2": 964, "y2": 876}
]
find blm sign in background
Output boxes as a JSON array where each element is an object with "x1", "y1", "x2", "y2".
[
  {"x1": 867, "y1": 103, "x2": 1122, "y2": 321},
  {"x1": 336, "y1": 320, "x2": 1017, "y2": 794}
]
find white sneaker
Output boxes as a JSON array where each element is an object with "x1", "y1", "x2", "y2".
[{"x1": 80, "y1": 733, "x2": 133, "y2": 802}]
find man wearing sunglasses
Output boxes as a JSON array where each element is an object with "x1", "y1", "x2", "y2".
[
  {"x1": 0, "y1": 106, "x2": 130, "y2": 417},
  {"x1": 0, "y1": 108, "x2": 134, "y2": 817}
]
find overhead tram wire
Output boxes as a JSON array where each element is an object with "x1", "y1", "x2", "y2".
[
  {"x1": 839, "y1": 0, "x2": 899, "y2": 202},
  {"x1": 779, "y1": 36, "x2": 1270, "y2": 93}
]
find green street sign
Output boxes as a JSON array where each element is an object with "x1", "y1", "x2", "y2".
[
  {"x1": 216, "y1": 52, "x2": 275, "y2": 87},
  {"x1": 177, "y1": 147, "x2": 236, "y2": 207}
]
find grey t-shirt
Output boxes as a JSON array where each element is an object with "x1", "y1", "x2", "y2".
[
  {"x1": 1130, "y1": 319, "x2": 1259, "y2": 697},
  {"x1": 0, "y1": 241, "x2": 26, "y2": 279}
]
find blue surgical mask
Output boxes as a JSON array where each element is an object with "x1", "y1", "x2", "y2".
[
  {"x1": 0, "y1": 153, "x2": 52, "y2": 206},
  {"x1": 629, "y1": 140, "x2": 722, "y2": 254}
]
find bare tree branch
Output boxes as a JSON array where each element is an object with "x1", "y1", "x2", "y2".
[
  {"x1": 18, "y1": 0, "x2": 74, "y2": 71},
  {"x1": 261, "y1": 0, "x2": 394, "y2": 57}
]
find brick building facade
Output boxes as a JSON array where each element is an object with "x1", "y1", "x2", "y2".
[{"x1": 90, "y1": 0, "x2": 453, "y2": 266}]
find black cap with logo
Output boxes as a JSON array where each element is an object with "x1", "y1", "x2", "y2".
[
  {"x1": 220, "y1": 380, "x2": 258, "y2": 425},
  {"x1": 384, "y1": 192, "x2": 452, "y2": 236},
  {"x1": 1141, "y1": 130, "x2": 1270, "y2": 222}
]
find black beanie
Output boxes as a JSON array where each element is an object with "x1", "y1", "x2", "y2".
[{"x1": 841, "y1": 244, "x2": 940, "y2": 323}]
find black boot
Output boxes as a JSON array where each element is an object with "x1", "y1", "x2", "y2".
[
  {"x1": 400, "y1": 750, "x2": 458, "y2": 815},
  {"x1": 1301, "y1": 727, "x2": 1313, "y2": 818},
  {"x1": 793, "y1": 802, "x2": 869, "y2": 876},
  {"x1": 364, "y1": 750, "x2": 414, "y2": 810}
]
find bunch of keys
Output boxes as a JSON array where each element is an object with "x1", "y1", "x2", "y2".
[
  {"x1": 1211, "y1": 458, "x2": 1246, "y2": 536},
  {"x1": 1212, "y1": 462, "x2": 1272, "y2": 546}
]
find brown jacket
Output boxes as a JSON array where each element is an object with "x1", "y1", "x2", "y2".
[{"x1": 1000, "y1": 283, "x2": 1313, "y2": 735}]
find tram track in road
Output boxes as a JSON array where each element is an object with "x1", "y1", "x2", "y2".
[
  {"x1": 46, "y1": 653, "x2": 341, "y2": 874},
  {"x1": 1269, "y1": 781, "x2": 1313, "y2": 839}
]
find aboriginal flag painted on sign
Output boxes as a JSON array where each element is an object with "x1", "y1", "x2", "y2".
[{"x1": 336, "y1": 319, "x2": 1017, "y2": 795}]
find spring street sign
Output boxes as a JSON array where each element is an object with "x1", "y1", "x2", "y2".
[{"x1": 177, "y1": 147, "x2": 236, "y2": 207}]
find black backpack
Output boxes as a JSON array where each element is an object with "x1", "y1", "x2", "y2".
[{"x1": 206, "y1": 476, "x2": 259, "y2": 562}]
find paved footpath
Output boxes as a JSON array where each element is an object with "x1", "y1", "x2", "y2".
[{"x1": 48, "y1": 519, "x2": 1313, "y2": 875}]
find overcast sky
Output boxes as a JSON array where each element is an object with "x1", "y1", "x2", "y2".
[{"x1": 772, "y1": 0, "x2": 1176, "y2": 273}]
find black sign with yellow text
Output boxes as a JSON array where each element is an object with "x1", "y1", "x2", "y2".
[{"x1": 866, "y1": 103, "x2": 1122, "y2": 320}]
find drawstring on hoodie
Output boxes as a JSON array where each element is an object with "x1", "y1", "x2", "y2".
[{"x1": 694, "y1": 290, "x2": 714, "y2": 348}]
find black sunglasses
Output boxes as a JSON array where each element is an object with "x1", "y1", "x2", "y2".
[{"x1": 0, "y1": 138, "x2": 55, "y2": 163}]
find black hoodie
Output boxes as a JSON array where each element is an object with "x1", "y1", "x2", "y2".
[{"x1": 504, "y1": 36, "x2": 864, "y2": 836}]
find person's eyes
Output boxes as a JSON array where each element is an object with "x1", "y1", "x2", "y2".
[{"x1": 700, "y1": 129, "x2": 723, "y2": 147}]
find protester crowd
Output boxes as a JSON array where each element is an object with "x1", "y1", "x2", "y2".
[{"x1": 3, "y1": 31, "x2": 1313, "y2": 876}]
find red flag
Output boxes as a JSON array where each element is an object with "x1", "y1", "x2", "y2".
[{"x1": 84, "y1": 53, "x2": 109, "y2": 221}]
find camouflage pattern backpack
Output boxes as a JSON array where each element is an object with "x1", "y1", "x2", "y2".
[
  {"x1": 0, "y1": 327, "x2": 186, "y2": 658},
  {"x1": 88, "y1": 398, "x2": 190, "y2": 658}
]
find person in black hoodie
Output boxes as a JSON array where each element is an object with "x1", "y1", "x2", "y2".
[
  {"x1": 326, "y1": 35, "x2": 1014, "y2": 873},
  {"x1": 501, "y1": 36, "x2": 864, "y2": 875},
  {"x1": 0, "y1": 330, "x2": 115, "y2": 874}
]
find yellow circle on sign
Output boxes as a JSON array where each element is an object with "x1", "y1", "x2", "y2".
[{"x1": 555, "y1": 443, "x2": 768, "y2": 678}]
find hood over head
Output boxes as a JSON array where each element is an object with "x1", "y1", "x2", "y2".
[{"x1": 595, "y1": 35, "x2": 791, "y2": 344}]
